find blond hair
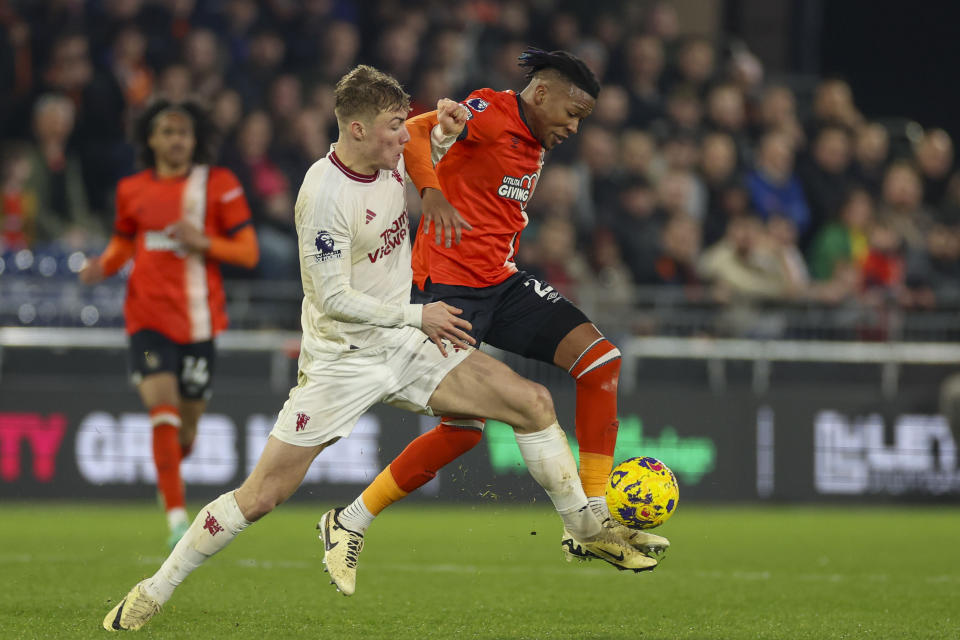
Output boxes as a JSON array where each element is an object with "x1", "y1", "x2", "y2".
[{"x1": 334, "y1": 65, "x2": 410, "y2": 124}]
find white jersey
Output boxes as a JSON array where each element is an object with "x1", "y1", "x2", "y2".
[{"x1": 295, "y1": 148, "x2": 422, "y2": 366}]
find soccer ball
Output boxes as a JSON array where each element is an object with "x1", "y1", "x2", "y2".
[{"x1": 605, "y1": 456, "x2": 679, "y2": 529}]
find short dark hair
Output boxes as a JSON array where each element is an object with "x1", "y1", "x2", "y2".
[
  {"x1": 334, "y1": 65, "x2": 410, "y2": 123},
  {"x1": 517, "y1": 47, "x2": 600, "y2": 99},
  {"x1": 133, "y1": 99, "x2": 215, "y2": 168}
]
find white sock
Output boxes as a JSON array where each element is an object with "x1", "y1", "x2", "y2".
[
  {"x1": 166, "y1": 507, "x2": 188, "y2": 530},
  {"x1": 515, "y1": 423, "x2": 601, "y2": 540},
  {"x1": 588, "y1": 496, "x2": 610, "y2": 522},
  {"x1": 338, "y1": 498, "x2": 374, "y2": 534},
  {"x1": 143, "y1": 491, "x2": 250, "y2": 605}
]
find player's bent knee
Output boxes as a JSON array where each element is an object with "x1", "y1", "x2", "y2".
[{"x1": 515, "y1": 381, "x2": 555, "y2": 432}]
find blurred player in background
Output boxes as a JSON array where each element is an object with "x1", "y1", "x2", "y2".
[
  {"x1": 330, "y1": 49, "x2": 669, "y2": 582},
  {"x1": 102, "y1": 64, "x2": 654, "y2": 633},
  {"x1": 79, "y1": 100, "x2": 258, "y2": 549}
]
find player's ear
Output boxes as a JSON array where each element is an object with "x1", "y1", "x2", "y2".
[
  {"x1": 349, "y1": 119, "x2": 365, "y2": 141},
  {"x1": 534, "y1": 82, "x2": 548, "y2": 106}
]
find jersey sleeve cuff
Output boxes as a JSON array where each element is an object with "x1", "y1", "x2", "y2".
[
  {"x1": 402, "y1": 303, "x2": 423, "y2": 329},
  {"x1": 430, "y1": 124, "x2": 459, "y2": 164}
]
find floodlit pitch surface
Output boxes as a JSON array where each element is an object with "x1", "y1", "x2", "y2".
[{"x1": 1, "y1": 503, "x2": 956, "y2": 639}]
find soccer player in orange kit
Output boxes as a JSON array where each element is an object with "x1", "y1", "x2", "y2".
[
  {"x1": 80, "y1": 100, "x2": 258, "y2": 549},
  {"x1": 326, "y1": 49, "x2": 669, "y2": 590}
]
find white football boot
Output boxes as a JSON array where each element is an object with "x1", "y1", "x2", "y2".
[
  {"x1": 561, "y1": 526, "x2": 658, "y2": 572},
  {"x1": 102, "y1": 582, "x2": 162, "y2": 631},
  {"x1": 317, "y1": 507, "x2": 364, "y2": 596}
]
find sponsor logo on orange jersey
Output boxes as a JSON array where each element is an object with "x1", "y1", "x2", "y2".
[{"x1": 497, "y1": 173, "x2": 537, "y2": 203}]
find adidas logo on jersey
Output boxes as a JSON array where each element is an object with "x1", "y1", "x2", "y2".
[{"x1": 365, "y1": 209, "x2": 377, "y2": 224}]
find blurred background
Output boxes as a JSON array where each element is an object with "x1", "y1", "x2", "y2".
[{"x1": 2, "y1": 0, "x2": 959, "y2": 505}]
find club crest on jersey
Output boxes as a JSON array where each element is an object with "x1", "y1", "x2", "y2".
[
  {"x1": 463, "y1": 97, "x2": 488, "y2": 120},
  {"x1": 313, "y1": 230, "x2": 342, "y2": 262},
  {"x1": 497, "y1": 173, "x2": 537, "y2": 203}
]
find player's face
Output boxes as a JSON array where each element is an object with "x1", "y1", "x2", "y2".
[
  {"x1": 366, "y1": 108, "x2": 411, "y2": 171},
  {"x1": 533, "y1": 83, "x2": 595, "y2": 150},
  {"x1": 149, "y1": 111, "x2": 196, "y2": 170}
]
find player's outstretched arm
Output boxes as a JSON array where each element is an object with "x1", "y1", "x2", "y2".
[
  {"x1": 78, "y1": 235, "x2": 135, "y2": 284},
  {"x1": 404, "y1": 102, "x2": 473, "y2": 248},
  {"x1": 420, "y1": 301, "x2": 476, "y2": 357}
]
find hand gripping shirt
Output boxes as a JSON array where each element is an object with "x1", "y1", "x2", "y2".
[
  {"x1": 295, "y1": 149, "x2": 422, "y2": 363},
  {"x1": 404, "y1": 88, "x2": 545, "y2": 289}
]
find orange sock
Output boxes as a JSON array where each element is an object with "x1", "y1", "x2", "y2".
[
  {"x1": 569, "y1": 339, "x2": 622, "y2": 497},
  {"x1": 364, "y1": 419, "x2": 484, "y2": 516},
  {"x1": 360, "y1": 467, "x2": 409, "y2": 516},
  {"x1": 150, "y1": 405, "x2": 184, "y2": 511}
]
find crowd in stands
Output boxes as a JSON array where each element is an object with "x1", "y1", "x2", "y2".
[{"x1": 2, "y1": 0, "x2": 960, "y2": 328}]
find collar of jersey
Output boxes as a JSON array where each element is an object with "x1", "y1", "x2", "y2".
[
  {"x1": 329, "y1": 150, "x2": 378, "y2": 183},
  {"x1": 514, "y1": 93, "x2": 541, "y2": 149}
]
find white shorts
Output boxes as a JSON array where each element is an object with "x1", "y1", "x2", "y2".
[{"x1": 269, "y1": 327, "x2": 472, "y2": 447}]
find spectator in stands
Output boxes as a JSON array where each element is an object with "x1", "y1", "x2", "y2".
[
  {"x1": 266, "y1": 73, "x2": 303, "y2": 149},
  {"x1": 660, "y1": 132, "x2": 702, "y2": 175},
  {"x1": 156, "y1": 62, "x2": 191, "y2": 102},
  {"x1": 570, "y1": 125, "x2": 620, "y2": 231},
  {"x1": 808, "y1": 187, "x2": 873, "y2": 281},
  {"x1": 0, "y1": 143, "x2": 37, "y2": 250},
  {"x1": 656, "y1": 168, "x2": 705, "y2": 221},
  {"x1": 765, "y1": 214, "x2": 809, "y2": 299},
  {"x1": 755, "y1": 85, "x2": 804, "y2": 149},
  {"x1": 705, "y1": 83, "x2": 751, "y2": 165},
  {"x1": 409, "y1": 66, "x2": 456, "y2": 117},
  {"x1": 905, "y1": 222, "x2": 960, "y2": 308},
  {"x1": 182, "y1": 28, "x2": 225, "y2": 103},
  {"x1": 313, "y1": 20, "x2": 361, "y2": 85},
  {"x1": 806, "y1": 77, "x2": 862, "y2": 137},
  {"x1": 799, "y1": 125, "x2": 854, "y2": 235},
  {"x1": 108, "y1": 23, "x2": 154, "y2": 112},
  {"x1": 698, "y1": 214, "x2": 791, "y2": 303},
  {"x1": 228, "y1": 26, "x2": 284, "y2": 109},
  {"x1": 646, "y1": 214, "x2": 702, "y2": 288},
  {"x1": 651, "y1": 84, "x2": 703, "y2": 140},
  {"x1": 746, "y1": 130, "x2": 810, "y2": 237},
  {"x1": 612, "y1": 176, "x2": 663, "y2": 283},
  {"x1": 592, "y1": 83, "x2": 630, "y2": 131},
  {"x1": 852, "y1": 122, "x2": 890, "y2": 197},
  {"x1": 877, "y1": 161, "x2": 933, "y2": 251},
  {"x1": 913, "y1": 128, "x2": 954, "y2": 207},
  {"x1": 586, "y1": 228, "x2": 636, "y2": 313},
  {"x1": 225, "y1": 110, "x2": 296, "y2": 280},
  {"x1": 26, "y1": 94, "x2": 101, "y2": 248},
  {"x1": 210, "y1": 87, "x2": 243, "y2": 146},
  {"x1": 663, "y1": 36, "x2": 716, "y2": 96},
  {"x1": 524, "y1": 217, "x2": 592, "y2": 301},
  {"x1": 527, "y1": 164, "x2": 580, "y2": 226},
  {"x1": 620, "y1": 128, "x2": 657, "y2": 183},
  {"x1": 700, "y1": 132, "x2": 742, "y2": 244},
  {"x1": 619, "y1": 34, "x2": 665, "y2": 127},
  {"x1": 860, "y1": 219, "x2": 906, "y2": 305}
]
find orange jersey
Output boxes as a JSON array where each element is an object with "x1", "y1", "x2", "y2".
[
  {"x1": 113, "y1": 166, "x2": 253, "y2": 343},
  {"x1": 405, "y1": 88, "x2": 544, "y2": 288}
]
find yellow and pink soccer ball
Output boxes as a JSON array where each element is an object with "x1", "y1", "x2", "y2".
[{"x1": 605, "y1": 456, "x2": 679, "y2": 529}]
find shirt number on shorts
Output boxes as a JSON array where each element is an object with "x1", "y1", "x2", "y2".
[{"x1": 181, "y1": 356, "x2": 210, "y2": 388}]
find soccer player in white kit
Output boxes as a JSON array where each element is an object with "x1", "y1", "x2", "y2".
[{"x1": 102, "y1": 65, "x2": 654, "y2": 632}]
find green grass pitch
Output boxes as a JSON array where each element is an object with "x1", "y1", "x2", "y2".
[{"x1": 1, "y1": 502, "x2": 957, "y2": 639}]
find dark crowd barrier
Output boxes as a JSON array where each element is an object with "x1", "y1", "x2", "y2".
[{"x1": 1, "y1": 345, "x2": 958, "y2": 503}]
